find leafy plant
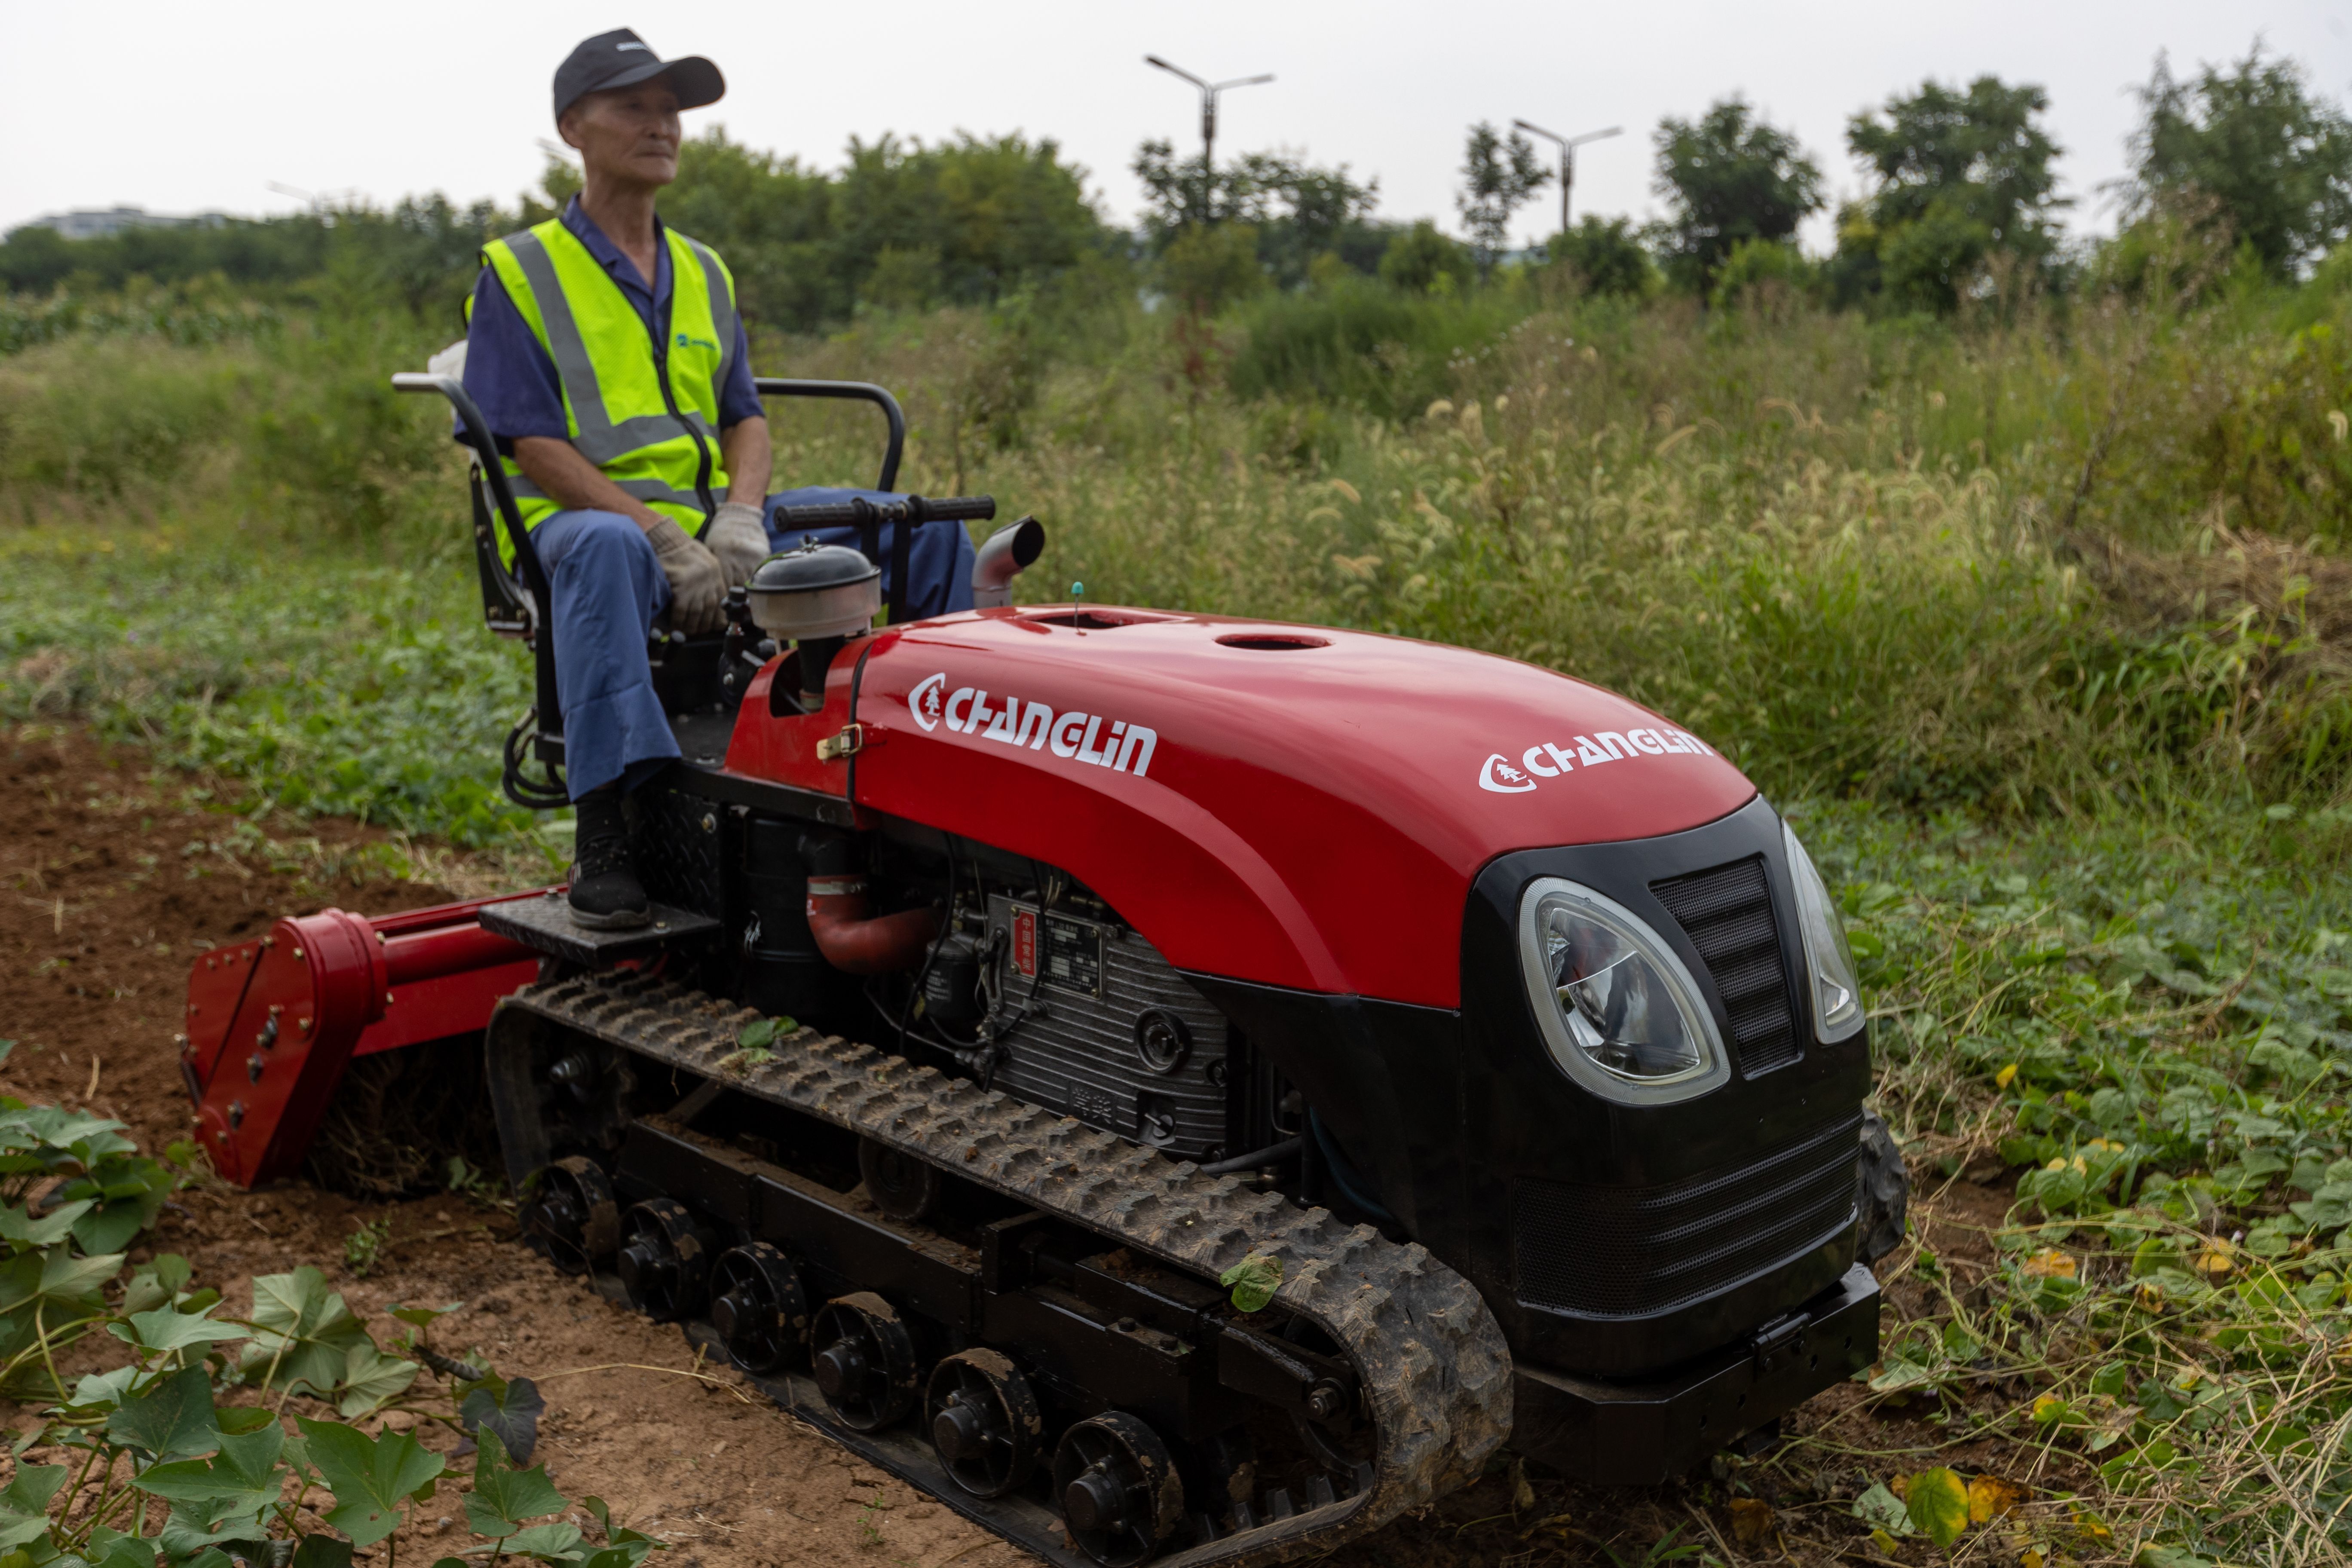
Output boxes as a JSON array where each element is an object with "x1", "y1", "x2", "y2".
[{"x1": 0, "y1": 1099, "x2": 661, "y2": 1568}]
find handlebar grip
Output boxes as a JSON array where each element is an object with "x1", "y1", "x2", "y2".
[
  {"x1": 769, "y1": 495, "x2": 998, "y2": 529},
  {"x1": 916, "y1": 495, "x2": 998, "y2": 523},
  {"x1": 767, "y1": 502, "x2": 862, "y2": 528}
]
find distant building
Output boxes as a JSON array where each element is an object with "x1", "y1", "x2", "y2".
[{"x1": 18, "y1": 206, "x2": 229, "y2": 240}]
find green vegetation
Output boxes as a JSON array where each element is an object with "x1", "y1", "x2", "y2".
[
  {"x1": 0, "y1": 1060, "x2": 660, "y2": 1566},
  {"x1": 3, "y1": 40, "x2": 2352, "y2": 1563}
]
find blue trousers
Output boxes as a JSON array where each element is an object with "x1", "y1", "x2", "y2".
[{"x1": 537, "y1": 493, "x2": 978, "y2": 800}]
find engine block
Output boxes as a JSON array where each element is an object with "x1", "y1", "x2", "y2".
[{"x1": 981, "y1": 895, "x2": 1232, "y2": 1161}]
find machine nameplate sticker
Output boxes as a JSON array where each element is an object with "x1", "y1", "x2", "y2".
[
  {"x1": 1040, "y1": 914, "x2": 1104, "y2": 997},
  {"x1": 1478, "y1": 726, "x2": 1716, "y2": 794},
  {"x1": 906, "y1": 671, "x2": 1158, "y2": 778}
]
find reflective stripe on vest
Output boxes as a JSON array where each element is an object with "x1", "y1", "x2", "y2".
[{"x1": 478, "y1": 218, "x2": 738, "y2": 562}]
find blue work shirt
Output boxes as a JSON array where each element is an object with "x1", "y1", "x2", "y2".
[{"x1": 463, "y1": 194, "x2": 763, "y2": 455}]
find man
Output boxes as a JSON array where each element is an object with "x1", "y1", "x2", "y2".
[{"x1": 463, "y1": 29, "x2": 973, "y2": 930}]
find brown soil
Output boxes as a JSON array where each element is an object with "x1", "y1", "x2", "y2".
[
  {"x1": 0, "y1": 722, "x2": 2014, "y2": 1568},
  {"x1": 0, "y1": 725, "x2": 1020, "y2": 1568}
]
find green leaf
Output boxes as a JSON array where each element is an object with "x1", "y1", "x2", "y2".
[
  {"x1": 1905, "y1": 1467, "x2": 1970, "y2": 1548},
  {"x1": 295, "y1": 1417, "x2": 444, "y2": 1549},
  {"x1": 155, "y1": 1496, "x2": 268, "y2": 1559},
  {"x1": 460, "y1": 1376, "x2": 546, "y2": 1465},
  {"x1": 0, "y1": 1200, "x2": 93, "y2": 1253},
  {"x1": 1219, "y1": 1253, "x2": 1283, "y2": 1313},
  {"x1": 119, "y1": 1255, "x2": 194, "y2": 1317},
  {"x1": 104, "y1": 1366, "x2": 220, "y2": 1461},
  {"x1": 0, "y1": 1249, "x2": 126, "y2": 1318},
  {"x1": 463, "y1": 1429, "x2": 568, "y2": 1540},
  {"x1": 241, "y1": 1266, "x2": 370, "y2": 1396},
  {"x1": 490, "y1": 1523, "x2": 587, "y2": 1563},
  {"x1": 107, "y1": 1305, "x2": 242, "y2": 1359},
  {"x1": 83, "y1": 1527, "x2": 159, "y2": 1568},
  {"x1": 132, "y1": 1426, "x2": 286, "y2": 1528},
  {"x1": 289, "y1": 1536, "x2": 355, "y2": 1568},
  {"x1": 736, "y1": 1017, "x2": 794, "y2": 1050},
  {"x1": 0, "y1": 1464, "x2": 67, "y2": 1550},
  {"x1": 336, "y1": 1343, "x2": 421, "y2": 1418},
  {"x1": 389, "y1": 1303, "x2": 462, "y2": 1331},
  {"x1": 1851, "y1": 1482, "x2": 1914, "y2": 1537},
  {"x1": 577, "y1": 1497, "x2": 658, "y2": 1567}
]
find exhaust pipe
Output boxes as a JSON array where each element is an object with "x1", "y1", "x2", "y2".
[{"x1": 970, "y1": 516, "x2": 1045, "y2": 609}]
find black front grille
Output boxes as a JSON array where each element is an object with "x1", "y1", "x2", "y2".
[
  {"x1": 1652, "y1": 856, "x2": 1801, "y2": 1074},
  {"x1": 1512, "y1": 1114, "x2": 1860, "y2": 1318}
]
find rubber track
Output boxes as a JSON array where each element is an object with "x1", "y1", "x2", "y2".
[{"x1": 497, "y1": 971, "x2": 1513, "y2": 1568}]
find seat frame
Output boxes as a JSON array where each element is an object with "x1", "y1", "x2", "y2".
[{"x1": 391, "y1": 373, "x2": 908, "y2": 804}]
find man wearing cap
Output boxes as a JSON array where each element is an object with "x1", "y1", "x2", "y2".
[{"x1": 463, "y1": 29, "x2": 971, "y2": 930}]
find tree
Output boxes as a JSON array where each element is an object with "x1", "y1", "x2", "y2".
[
  {"x1": 1133, "y1": 142, "x2": 1381, "y2": 287},
  {"x1": 1378, "y1": 220, "x2": 1474, "y2": 295},
  {"x1": 832, "y1": 132, "x2": 1108, "y2": 313},
  {"x1": 1652, "y1": 98, "x2": 1823, "y2": 294},
  {"x1": 1542, "y1": 215, "x2": 1654, "y2": 297},
  {"x1": 1456, "y1": 122, "x2": 1550, "y2": 273},
  {"x1": 1839, "y1": 76, "x2": 2065, "y2": 311},
  {"x1": 657, "y1": 130, "x2": 836, "y2": 327},
  {"x1": 2126, "y1": 45, "x2": 2352, "y2": 278}
]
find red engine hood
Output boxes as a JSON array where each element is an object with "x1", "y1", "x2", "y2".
[{"x1": 756, "y1": 607, "x2": 1757, "y2": 1009}]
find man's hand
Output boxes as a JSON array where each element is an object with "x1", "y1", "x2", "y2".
[
  {"x1": 644, "y1": 517, "x2": 726, "y2": 632},
  {"x1": 704, "y1": 501, "x2": 772, "y2": 587}
]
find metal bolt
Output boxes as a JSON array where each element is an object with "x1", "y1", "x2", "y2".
[
  {"x1": 1307, "y1": 1383, "x2": 1346, "y2": 1421},
  {"x1": 247, "y1": 1054, "x2": 265, "y2": 1083}
]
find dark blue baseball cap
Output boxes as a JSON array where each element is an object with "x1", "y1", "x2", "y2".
[{"x1": 553, "y1": 29, "x2": 724, "y2": 124}]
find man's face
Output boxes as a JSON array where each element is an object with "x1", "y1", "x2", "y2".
[{"x1": 560, "y1": 82, "x2": 683, "y2": 188}]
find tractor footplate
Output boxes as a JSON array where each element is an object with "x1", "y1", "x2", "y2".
[
  {"x1": 477, "y1": 890, "x2": 722, "y2": 967},
  {"x1": 484, "y1": 970, "x2": 1513, "y2": 1568}
]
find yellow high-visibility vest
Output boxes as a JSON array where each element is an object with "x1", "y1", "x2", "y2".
[{"x1": 475, "y1": 218, "x2": 738, "y2": 563}]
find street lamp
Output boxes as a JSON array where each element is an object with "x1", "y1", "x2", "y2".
[
  {"x1": 1513, "y1": 120, "x2": 1623, "y2": 236},
  {"x1": 1145, "y1": 55, "x2": 1275, "y2": 212}
]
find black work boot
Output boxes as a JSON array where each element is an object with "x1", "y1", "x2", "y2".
[{"x1": 568, "y1": 789, "x2": 650, "y2": 930}]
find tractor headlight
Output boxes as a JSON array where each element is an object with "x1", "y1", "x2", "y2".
[
  {"x1": 1518, "y1": 878, "x2": 1729, "y2": 1106},
  {"x1": 1782, "y1": 822, "x2": 1865, "y2": 1042}
]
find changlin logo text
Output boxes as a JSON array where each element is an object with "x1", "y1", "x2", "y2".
[
  {"x1": 1479, "y1": 726, "x2": 1714, "y2": 794},
  {"x1": 908, "y1": 673, "x2": 1158, "y2": 777}
]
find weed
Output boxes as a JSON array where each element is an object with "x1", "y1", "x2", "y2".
[{"x1": 344, "y1": 1214, "x2": 391, "y2": 1277}]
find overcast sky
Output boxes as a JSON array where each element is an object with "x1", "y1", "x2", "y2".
[{"x1": 8, "y1": 0, "x2": 2350, "y2": 251}]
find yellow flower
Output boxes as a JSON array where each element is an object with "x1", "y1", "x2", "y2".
[{"x1": 1996, "y1": 1063, "x2": 2020, "y2": 1089}]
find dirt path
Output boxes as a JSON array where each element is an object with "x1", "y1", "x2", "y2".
[{"x1": 0, "y1": 721, "x2": 1974, "y2": 1567}]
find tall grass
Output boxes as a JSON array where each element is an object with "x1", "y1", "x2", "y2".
[{"x1": 3, "y1": 259, "x2": 2349, "y2": 834}]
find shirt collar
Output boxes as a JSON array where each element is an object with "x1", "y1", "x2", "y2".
[{"x1": 561, "y1": 194, "x2": 670, "y2": 303}]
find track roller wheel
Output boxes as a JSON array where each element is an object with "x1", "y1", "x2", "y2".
[
  {"x1": 809, "y1": 1292, "x2": 919, "y2": 1430},
  {"x1": 1053, "y1": 1412, "x2": 1184, "y2": 1568},
  {"x1": 924, "y1": 1349, "x2": 1042, "y2": 1498},
  {"x1": 521, "y1": 1157, "x2": 619, "y2": 1275},
  {"x1": 615, "y1": 1198, "x2": 716, "y2": 1321},
  {"x1": 857, "y1": 1136, "x2": 943, "y2": 1222},
  {"x1": 708, "y1": 1243, "x2": 808, "y2": 1373}
]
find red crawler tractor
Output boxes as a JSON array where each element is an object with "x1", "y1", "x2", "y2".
[{"x1": 177, "y1": 373, "x2": 1909, "y2": 1567}]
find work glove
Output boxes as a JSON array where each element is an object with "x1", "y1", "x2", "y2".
[
  {"x1": 704, "y1": 500, "x2": 773, "y2": 588},
  {"x1": 644, "y1": 515, "x2": 727, "y2": 634}
]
